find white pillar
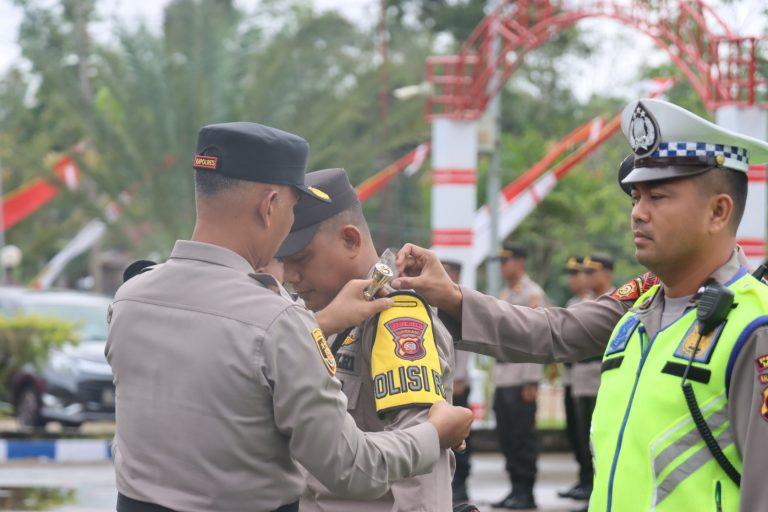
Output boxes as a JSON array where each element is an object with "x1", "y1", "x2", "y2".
[
  {"x1": 715, "y1": 106, "x2": 767, "y2": 269},
  {"x1": 431, "y1": 118, "x2": 478, "y2": 288}
]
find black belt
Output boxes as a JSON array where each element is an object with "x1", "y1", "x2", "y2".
[{"x1": 117, "y1": 493, "x2": 299, "y2": 512}]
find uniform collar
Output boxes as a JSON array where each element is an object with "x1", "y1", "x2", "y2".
[
  {"x1": 632, "y1": 247, "x2": 748, "y2": 320},
  {"x1": 249, "y1": 272, "x2": 296, "y2": 302},
  {"x1": 169, "y1": 240, "x2": 255, "y2": 274}
]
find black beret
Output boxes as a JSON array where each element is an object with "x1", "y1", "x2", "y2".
[
  {"x1": 276, "y1": 168, "x2": 360, "y2": 258},
  {"x1": 193, "y1": 122, "x2": 329, "y2": 203}
]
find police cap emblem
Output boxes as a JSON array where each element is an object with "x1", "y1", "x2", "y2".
[{"x1": 629, "y1": 102, "x2": 660, "y2": 157}]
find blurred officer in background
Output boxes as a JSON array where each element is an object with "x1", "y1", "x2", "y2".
[
  {"x1": 491, "y1": 242, "x2": 547, "y2": 510},
  {"x1": 558, "y1": 256, "x2": 594, "y2": 503},
  {"x1": 443, "y1": 259, "x2": 474, "y2": 506}
]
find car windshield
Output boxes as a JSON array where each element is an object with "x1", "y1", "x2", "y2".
[{"x1": 25, "y1": 302, "x2": 110, "y2": 341}]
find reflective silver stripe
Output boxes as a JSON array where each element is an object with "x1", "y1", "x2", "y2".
[
  {"x1": 655, "y1": 426, "x2": 734, "y2": 505},
  {"x1": 653, "y1": 407, "x2": 729, "y2": 478}
]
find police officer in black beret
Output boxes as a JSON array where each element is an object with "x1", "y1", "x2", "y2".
[{"x1": 106, "y1": 122, "x2": 473, "y2": 512}]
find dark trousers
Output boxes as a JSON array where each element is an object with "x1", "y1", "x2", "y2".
[
  {"x1": 564, "y1": 384, "x2": 591, "y2": 485},
  {"x1": 574, "y1": 395, "x2": 597, "y2": 486},
  {"x1": 563, "y1": 384, "x2": 580, "y2": 461},
  {"x1": 452, "y1": 387, "x2": 472, "y2": 490},
  {"x1": 493, "y1": 385, "x2": 538, "y2": 491}
]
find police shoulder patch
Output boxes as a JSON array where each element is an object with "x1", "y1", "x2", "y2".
[
  {"x1": 761, "y1": 387, "x2": 768, "y2": 423},
  {"x1": 756, "y1": 353, "x2": 768, "y2": 373},
  {"x1": 611, "y1": 272, "x2": 660, "y2": 303},
  {"x1": 371, "y1": 292, "x2": 444, "y2": 415},
  {"x1": 311, "y1": 328, "x2": 336, "y2": 376}
]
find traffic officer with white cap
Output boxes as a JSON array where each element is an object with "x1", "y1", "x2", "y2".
[
  {"x1": 392, "y1": 98, "x2": 768, "y2": 511},
  {"x1": 106, "y1": 122, "x2": 472, "y2": 512}
]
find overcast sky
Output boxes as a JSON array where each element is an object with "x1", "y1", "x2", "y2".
[{"x1": 0, "y1": 0, "x2": 765, "y2": 103}]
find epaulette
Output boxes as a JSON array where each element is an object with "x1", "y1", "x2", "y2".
[{"x1": 123, "y1": 260, "x2": 157, "y2": 283}]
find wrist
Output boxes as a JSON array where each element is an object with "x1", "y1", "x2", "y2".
[
  {"x1": 315, "y1": 309, "x2": 339, "y2": 336},
  {"x1": 441, "y1": 283, "x2": 463, "y2": 319}
]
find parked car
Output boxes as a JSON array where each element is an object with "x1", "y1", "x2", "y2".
[{"x1": 0, "y1": 287, "x2": 114, "y2": 429}]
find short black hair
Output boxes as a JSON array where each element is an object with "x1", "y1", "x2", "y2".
[
  {"x1": 194, "y1": 169, "x2": 241, "y2": 197},
  {"x1": 696, "y1": 168, "x2": 748, "y2": 232},
  {"x1": 319, "y1": 203, "x2": 370, "y2": 236}
]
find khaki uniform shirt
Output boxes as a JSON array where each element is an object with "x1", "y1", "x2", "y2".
[
  {"x1": 492, "y1": 274, "x2": 546, "y2": 387},
  {"x1": 301, "y1": 281, "x2": 455, "y2": 512},
  {"x1": 106, "y1": 241, "x2": 439, "y2": 512},
  {"x1": 451, "y1": 248, "x2": 768, "y2": 512}
]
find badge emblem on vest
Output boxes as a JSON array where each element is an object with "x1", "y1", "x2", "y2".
[
  {"x1": 606, "y1": 316, "x2": 639, "y2": 355},
  {"x1": 385, "y1": 317, "x2": 428, "y2": 361},
  {"x1": 673, "y1": 321, "x2": 725, "y2": 364},
  {"x1": 629, "y1": 102, "x2": 660, "y2": 157}
]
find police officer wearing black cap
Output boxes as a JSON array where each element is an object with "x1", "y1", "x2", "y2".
[
  {"x1": 278, "y1": 168, "x2": 461, "y2": 512},
  {"x1": 106, "y1": 123, "x2": 472, "y2": 512}
]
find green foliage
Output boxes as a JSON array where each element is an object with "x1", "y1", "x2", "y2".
[
  {"x1": 1, "y1": 0, "x2": 749, "y2": 303},
  {"x1": 0, "y1": 315, "x2": 79, "y2": 391}
]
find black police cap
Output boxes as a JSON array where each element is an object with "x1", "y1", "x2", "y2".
[
  {"x1": 192, "y1": 122, "x2": 330, "y2": 203},
  {"x1": 585, "y1": 252, "x2": 615, "y2": 271},
  {"x1": 499, "y1": 241, "x2": 527, "y2": 260},
  {"x1": 276, "y1": 168, "x2": 361, "y2": 258}
]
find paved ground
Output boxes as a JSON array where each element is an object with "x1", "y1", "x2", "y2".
[{"x1": 0, "y1": 453, "x2": 586, "y2": 511}]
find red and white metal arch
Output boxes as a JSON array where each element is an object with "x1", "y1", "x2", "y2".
[{"x1": 426, "y1": 0, "x2": 768, "y2": 284}]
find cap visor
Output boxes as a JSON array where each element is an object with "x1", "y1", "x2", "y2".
[
  {"x1": 621, "y1": 165, "x2": 713, "y2": 186},
  {"x1": 295, "y1": 184, "x2": 331, "y2": 203},
  {"x1": 276, "y1": 223, "x2": 321, "y2": 258}
]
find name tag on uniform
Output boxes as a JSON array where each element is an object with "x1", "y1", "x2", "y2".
[{"x1": 606, "y1": 316, "x2": 640, "y2": 356}]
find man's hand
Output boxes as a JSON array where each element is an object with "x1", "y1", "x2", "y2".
[
  {"x1": 427, "y1": 400, "x2": 473, "y2": 450},
  {"x1": 391, "y1": 244, "x2": 463, "y2": 319},
  {"x1": 315, "y1": 278, "x2": 393, "y2": 336}
]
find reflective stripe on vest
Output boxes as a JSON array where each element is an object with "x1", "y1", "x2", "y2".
[{"x1": 589, "y1": 271, "x2": 768, "y2": 512}]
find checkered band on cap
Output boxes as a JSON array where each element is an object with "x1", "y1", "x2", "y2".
[{"x1": 651, "y1": 141, "x2": 749, "y2": 172}]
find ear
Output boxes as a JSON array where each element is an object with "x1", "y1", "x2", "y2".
[
  {"x1": 340, "y1": 225, "x2": 362, "y2": 255},
  {"x1": 708, "y1": 193, "x2": 734, "y2": 235},
  {"x1": 256, "y1": 189, "x2": 279, "y2": 229}
]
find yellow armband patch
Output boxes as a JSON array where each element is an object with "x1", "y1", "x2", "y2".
[{"x1": 371, "y1": 292, "x2": 445, "y2": 415}]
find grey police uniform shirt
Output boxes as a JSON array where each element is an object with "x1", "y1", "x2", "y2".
[
  {"x1": 301, "y1": 279, "x2": 456, "y2": 512},
  {"x1": 492, "y1": 274, "x2": 546, "y2": 387},
  {"x1": 451, "y1": 248, "x2": 768, "y2": 512},
  {"x1": 105, "y1": 241, "x2": 440, "y2": 512}
]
